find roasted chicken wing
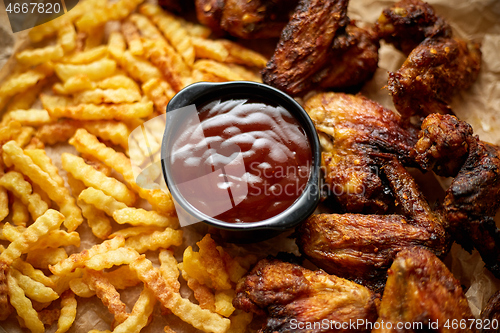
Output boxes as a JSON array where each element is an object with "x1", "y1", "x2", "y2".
[
  {"x1": 305, "y1": 92, "x2": 418, "y2": 213},
  {"x1": 373, "y1": 247, "x2": 476, "y2": 333},
  {"x1": 412, "y1": 113, "x2": 500, "y2": 278},
  {"x1": 233, "y1": 258, "x2": 378, "y2": 332},
  {"x1": 375, "y1": 0, "x2": 452, "y2": 55},
  {"x1": 195, "y1": 0, "x2": 298, "y2": 38},
  {"x1": 388, "y1": 37, "x2": 481, "y2": 121},
  {"x1": 296, "y1": 158, "x2": 448, "y2": 291}
]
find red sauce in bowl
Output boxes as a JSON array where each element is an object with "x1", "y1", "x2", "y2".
[{"x1": 170, "y1": 99, "x2": 312, "y2": 223}]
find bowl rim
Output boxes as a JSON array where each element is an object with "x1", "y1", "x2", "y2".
[{"x1": 161, "y1": 81, "x2": 321, "y2": 231}]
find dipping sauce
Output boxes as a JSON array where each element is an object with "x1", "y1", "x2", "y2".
[{"x1": 170, "y1": 98, "x2": 312, "y2": 223}]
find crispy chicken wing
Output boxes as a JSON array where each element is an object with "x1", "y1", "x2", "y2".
[
  {"x1": 296, "y1": 158, "x2": 448, "y2": 291},
  {"x1": 388, "y1": 37, "x2": 481, "y2": 121},
  {"x1": 373, "y1": 247, "x2": 476, "y2": 333},
  {"x1": 195, "y1": 0, "x2": 298, "y2": 38},
  {"x1": 233, "y1": 258, "x2": 378, "y2": 332},
  {"x1": 481, "y1": 291, "x2": 500, "y2": 327},
  {"x1": 375, "y1": 0, "x2": 452, "y2": 55},
  {"x1": 412, "y1": 113, "x2": 500, "y2": 278},
  {"x1": 305, "y1": 92, "x2": 418, "y2": 213}
]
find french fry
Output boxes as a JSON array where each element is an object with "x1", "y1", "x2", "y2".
[
  {"x1": 180, "y1": 267, "x2": 215, "y2": 311},
  {"x1": 124, "y1": 228, "x2": 183, "y2": 253},
  {"x1": 214, "y1": 290, "x2": 235, "y2": 317},
  {"x1": 129, "y1": 13, "x2": 166, "y2": 41},
  {"x1": 111, "y1": 286, "x2": 156, "y2": 333},
  {"x1": 85, "y1": 25, "x2": 106, "y2": 50},
  {"x1": 84, "y1": 120, "x2": 130, "y2": 149},
  {"x1": 59, "y1": 45, "x2": 108, "y2": 64},
  {"x1": 74, "y1": 88, "x2": 142, "y2": 104},
  {"x1": 108, "y1": 31, "x2": 127, "y2": 62},
  {"x1": 58, "y1": 23, "x2": 77, "y2": 53},
  {"x1": 227, "y1": 310, "x2": 253, "y2": 333},
  {"x1": 31, "y1": 230, "x2": 81, "y2": 250},
  {"x1": 220, "y1": 40, "x2": 268, "y2": 68},
  {"x1": 120, "y1": 51, "x2": 162, "y2": 83},
  {"x1": 76, "y1": 0, "x2": 144, "y2": 33},
  {"x1": 159, "y1": 249, "x2": 180, "y2": 291},
  {"x1": 140, "y1": 4, "x2": 195, "y2": 66},
  {"x1": 113, "y1": 207, "x2": 179, "y2": 228},
  {"x1": 14, "y1": 126, "x2": 35, "y2": 148},
  {"x1": 194, "y1": 60, "x2": 260, "y2": 82},
  {"x1": 84, "y1": 247, "x2": 140, "y2": 270},
  {"x1": 55, "y1": 290, "x2": 77, "y2": 333},
  {"x1": 47, "y1": 99, "x2": 154, "y2": 121},
  {"x1": 0, "y1": 209, "x2": 64, "y2": 265},
  {"x1": 49, "y1": 236, "x2": 125, "y2": 276},
  {"x1": 198, "y1": 234, "x2": 231, "y2": 290},
  {"x1": 54, "y1": 58, "x2": 117, "y2": 82},
  {"x1": 0, "y1": 261, "x2": 10, "y2": 320},
  {"x1": 16, "y1": 45, "x2": 64, "y2": 66},
  {"x1": 0, "y1": 185, "x2": 8, "y2": 223},
  {"x1": 24, "y1": 148, "x2": 65, "y2": 187},
  {"x1": 104, "y1": 265, "x2": 140, "y2": 290},
  {"x1": 2, "y1": 142, "x2": 82, "y2": 231},
  {"x1": 53, "y1": 74, "x2": 95, "y2": 94},
  {"x1": 1, "y1": 222, "x2": 25, "y2": 241},
  {"x1": 5, "y1": 80, "x2": 46, "y2": 113},
  {"x1": 83, "y1": 269, "x2": 129, "y2": 326},
  {"x1": 27, "y1": 247, "x2": 68, "y2": 269},
  {"x1": 78, "y1": 187, "x2": 128, "y2": 216},
  {"x1": 35, "y1": 120, "x2": 80, "y2": 145},
  {"x1": 191, "y1": 37, "x2": 229, "y2": 62},
  {"x1": 98, "y1": 75, "x2": 140, "y2": 92},
  {"x1": 142, "y1": 78, "x2": 175, "y2": 113},
  {"x1": 109, "y1": 226, "x2": 164, "y2": 239},
  {"x1": 69, "y1": 277, "x2": 95, "y2": 298},
  {"x1": 184, "y1": 21, "x2": 212, "y2": 38},
  {"x1": 7, "y1": 269, "x2": 45, "y2": 333},
  {"x1": 69, "y1": 129, "x2": 174, "y2": 215},
  {"x1": 9, "y1": 110, "x2": 50, "y2": 127},
  {"x1": 122, "y1": 20, "x2": 144, "y2": 56},
  {"x1": 130, "y1": 257, "x2": 230, "y2": 333},
  {"x1": 50, "y1": 269, "x2": 84, "y2": 296},
  {"x1": 11, "y1": 259, "x2": 54, "y2": 288},
  {"x1": 10, "y1": 268, "x2": 59, "y2": 303}
]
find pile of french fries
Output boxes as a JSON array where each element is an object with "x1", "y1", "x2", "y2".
[{"x1": 0, "y1": 0, "x2": 267, "y2": 332}]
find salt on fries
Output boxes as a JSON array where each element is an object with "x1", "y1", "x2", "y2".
[{"x1": 0, "y1": 0, "x2": 269, "y2": 331}]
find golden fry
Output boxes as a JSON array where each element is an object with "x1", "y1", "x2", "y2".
[
  {"x1": 109, "y1": 226, "x2": 164, "y2": 239},
  {"x1": 142, "y1": 78, "x2": 175, "y2": 113},
  {"x1": 54, "y1": 59, "x2": 117, "y2": 82},
  {"x1": 122, "y1": 20, "x2": 144, "y2": 56},
  {"x1": 10, "y1": 268, "x2": 59, "y2": 303},
  {"x1": 69, "y1": 277, "x2": 95, "y2": 298},
  {"x1": 11, "y1": 259, "x2": 54, "y2": 288},
  {"x1": 84, "y1": 247, "x2": 140, "y2": 270},
  {"x1": 16, "y1": 45, "x2": 64, "y2": 66},
  {"x1": 24, "y1": 148, "x2": 65, "y2": 187},
  {"x1": 59, "y1": 45, "x2": 108, "y2": 64},
  {"x1": 26, "y1": 247, "x2": 68, "y2": 269},
  {"x1": 57, "y1": 23, "x2": 77, "y2": 53},
  {"x1": 74, "y1": 88, "x2": 142, "y2": 104},
  {"x1": 55, "y1": 290, "x2": 77, "y2": 333},
  {"x1": 14, "y1": 126, "x2": 35, "y2": 148},
  {"x1": 108, "y1": 31, "x2": 126, "y2": 62},
  {"x1": 191, "y1": 37, "x2": 229, "y2": 62},
  {"x1": 2, "y1": 142, "x2": 82, "y2": 231},
  {"x1": 214, "y1": 290, "x2": 235, "y2": 317},
  {"x1": 112, "y1": 286, "x2": 156, "y2": 333},
  {"x1": 78, "y1": 187, "x2": 128, "y2": 216},
  {"x1": 113, "y1": 207, "x2": 178, "y2": 227},
  {"x1": 103, "y1": 265, "x2": 140, "y2": 290},
  {"x1": 125, "y1": 228, "x2": 183, "y2": 253},
  {"x1": 159, "y1": 249, "x2": 180, "y2": 291},
  {"x1": 9, "y1": 110, "x2": 52, "y2": 126}
]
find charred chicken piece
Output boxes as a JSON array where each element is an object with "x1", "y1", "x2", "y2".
[
  {"x1": 388, "y1": 37, "x2": 481, "y2": 121},
  {"x1": 375, "y1": 0, "x2": 452, "y2": 55},
  {"x1": 373, "y1": 247, "x2": 476, "y2": 333},
  {"x1": 481, "y1": 291, "x2": 500, "y2": 327},
  {"x1": 312, "y1": 23, "x2": 380, "y2": 92},
  {"x1": 220, "y1": 0, "x2": 299, "y2": 39},
  {"x1": 411, "y1": 113, "x2": 473, "y2": 177},
  {"x1": 296, "y1": 158, "x2": 448, "y2": 291},
  {"x1": 261, "y1": 0, "x2": 350, "y2": 96},
  {"x1": 233, "y1": 258, "x2": 378, "y2": 333},
  {"x1": 305, "y1": 92, "x2": 418, "y2": 213},
  {"x1": 195, "y1": 0, "x2": 299, "y2": 38},
  {"x1": 195, "y1": 0, "x2": 225, "y2": 33},
  {"x1": 412, "y1": 113, "x2": 500, "y2": 278}
]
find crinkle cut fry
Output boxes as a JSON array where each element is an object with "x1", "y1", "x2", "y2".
[
  {"x1": 130, "y1": 256, "x2": 231, "y2": 333},
  {"x1": 69, "y1": 129, "x2": 175, "y2": 216},
  {"x1": 2, "y1": 141, "x2": 83, "y2": 231}
]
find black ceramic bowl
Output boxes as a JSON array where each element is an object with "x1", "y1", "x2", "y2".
[{"x1": 161, "y1": 81, "x2": 320, "y2": 243}]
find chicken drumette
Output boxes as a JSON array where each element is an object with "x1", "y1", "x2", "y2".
[
  {"x1": 195, "y1": 0, "x2": 298, "y2": 38},
  {"x1": 375, "y1": 0, "x2": 452, "y2": 55},
  {"x1": 305, "y1": 92, "x2": 418, "y2": 213},
  {"x1": 262, "y1": 0, "x2": 379, "y2": 96},
  {"x1": 388, "y1": 37, "x2": 481, "y2": 121},
  {"x1": 413, "y1": 113, "x2": 500, "y2": 278},
  {"x1": 233, "y1": 258, "x2": 378, "y2": 332},
  {"x1": 296, "y1": 157, "x2": 448, "y2": 291},
  {"x1": 373, "y1": 247, "x2": 476, "y2": 332}
]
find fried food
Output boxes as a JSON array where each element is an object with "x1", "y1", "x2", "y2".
[
  {"x1": 262, "y1": 0, "x2": 349, "y2": 96},
  {"x1": 296, "y1": 158, "x2": 448, "y2": 291},
  {"x1": 388, "y1": 37, "x2": 481, "y2": 121},
  {"x1": 375, "y1": 0, "x2": 452, "y2": 55},
  {"x1": 304, "y1": 92, "x2": 418, "y2": 213},
  {"x1": 413, "y1": 114, "x2": 500, "y2": 278},
  {"x1": 481, "y1": 291, "x2": 500, "y2": 325},
  {"x1": 233, "y1": 257, "x2": 378, "y2": 332},
  {"x1": 373, "y1": 247, "x2": 475, "y2": 332}
]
